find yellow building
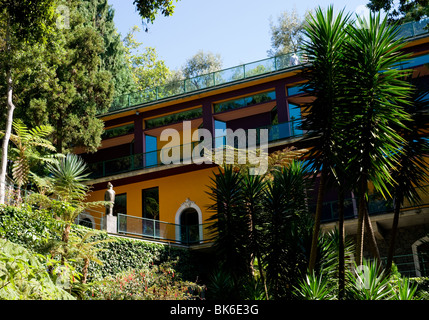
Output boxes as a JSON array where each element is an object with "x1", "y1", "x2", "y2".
[{"x1": 77, "y1": 19, "x2": 429, "y2": 276}]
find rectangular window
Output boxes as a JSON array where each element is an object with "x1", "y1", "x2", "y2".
[
  {"x1": 145, "y1": 108, "x2": 203, "y2": 129},
  {"x1": 145, "y1": 135, "x2": 158, "y2": 167},
  {"x1": 102, "y1": 123, "x2": 134, "y2": 139},
  {"x1": 142, "y1": 187, "x2": 159, "y2": 220},
  {"x1": 142, "y1": 187, "x2": 160, "y2": 238},
  {"x1": 114, "y1": 193, "x2": 127, "y2": 232},
  {"x1": 214, "y1": 120, "x2": 227, "y2": 148},
  {"x1": 113, "y1": 193, "x2": 127, "y2": 216},
  {"x1": 287, "y1": 85, "x2": 305, "y2": 96},
  {"x1": 213, "y1": 90, "x2": 276, "y2": 113}
]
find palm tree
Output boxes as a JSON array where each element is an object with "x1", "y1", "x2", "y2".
[
  {"x1": 342, "y1": 13, "x2": 413, "y2": 266},
  {"x1": 47, "y1": 153, "x2": 90, "y2": 205},
  {"x1": 69, "y1": 230, "x2": 115, "y2": 284},
  {"x1": 385, "y1": 79, "x2": 429, "y2": 275},
  {"x1": 300, "y1": 5, "x2": 352, "y2": 273},
  {"x1": 0, "y1": 119, "x2": 56, "y2": 201},
  {"x1": 263, "y1": 160, "x2": 310, "y2": 299},
  {"x1": 241, "y1": 172, "x2": 269, "y2": 299},
  {"x1": 207, "y1": 165, "x2": 250, "y2": 290},
  {"x1": 44, "y1": 154, "x2": 95, "y2": 265}
]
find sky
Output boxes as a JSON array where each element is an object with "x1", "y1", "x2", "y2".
[{"x1": 108, "y1": 0, "x2": 373, "y2": 71}]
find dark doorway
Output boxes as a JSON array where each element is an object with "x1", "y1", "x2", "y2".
[{"x1": 180, "y1": 208, "x2": 199, "y2": 244}]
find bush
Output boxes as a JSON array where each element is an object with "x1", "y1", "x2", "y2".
[
  {"x1": 0, "y1": 238, "x2": 75, "y2": 300},
  {"x1": 88, "y1": 259, "x2": 205, "y2": 300},
  {"x1": 0, "y1": 205, "x2": 198, "y2": 286},
  {"x1": 85, "y1": 233, "x2": 196, "y2": 282}
]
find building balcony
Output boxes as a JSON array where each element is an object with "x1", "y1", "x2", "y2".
[
  {"x1": 78, "y1": 186, "x2": 429, "y2": 248},
  {"x1": 102, "y1": 17, "x2": 428, "y2": 116},
  {"x1": 320, "y1": 185, "x2": 429, "y2": 239},
  {"x1": 86, "y1": 119, "x2": 304, "y2": 180}
]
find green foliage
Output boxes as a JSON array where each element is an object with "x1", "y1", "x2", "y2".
[
  {"x1": 205, "y1": 266, "x2": 236, "y2": 300},
  {"x1": 133, "y1": 0, "x2": 179, "y2": 30},
  {"x1": 45, "y1": 154, "x2": 90, "y2": 205},
  {"x1": 207, "y1": 161, "x2": 313, "y2": 299},
  {"x1": 0, "y1": 205, "x2": 63, "y2": 252},
  {"x1": 0, "y1": 204, "x2": 195, "y2": 284},
  {"x1": 78, "y1": 0, "x2": 137, "y2": 96},
  {"x1": 89, "y1": 259, "x2": 204, "y2": 300},
  {"x1": 295, "y1": 271, "x2": 336, "y2": 300},
  {"x1": 1, "y1": 119, "x2": 56, "y2": 192},
  {"x1": 367, "y1": 0, "x2": 429, "y2": 24},
  {"x1": 268, "y1": 8, "x2": 308, "y2": 56},
  {"x1": 346, "y1": 260, "x2": 394, "y2": 300},
  {"x1": 0, "y1": 0, "x2": 58, "y2": 45},
  {"x1": 123, "y1": 25, "x2": 171, "y2": 92},
  {"x1": 294, "y1": 257, "x2": 425, "y2": 300},
  {"x1": 207, "y1": 165, "x2": 249, "y2": 282},
  {"x1": 6, "y1": 0, "x2": 114, "y2": 154},
  {"x1": 393, "y1": 277, "x2": 421, "y2": 300},
  {"x1": 0, "y1": 238, "x2": 75, "y2": 300},
  {"x1": 342, "y1": 12, "x2": 413, "y2": 198}
]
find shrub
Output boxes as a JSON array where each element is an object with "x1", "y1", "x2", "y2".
[
  {"x1": 0, "y1": 238, "x2": 75, "y2": 300},
  {"x1": 88, "y1": 259, "x2": 205, "y2": 300},
  {"x1": 0, "y1": 205, "x2": 198, "y2": 286}
]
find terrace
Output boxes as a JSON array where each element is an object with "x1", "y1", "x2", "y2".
[
  {"x1": 101, "y1": 17, "x2": 429, "y2": 116},
  {"x1": 77, "y1": 185, "x2": 429, "y2": 277},
  {"x1": 87, "y1": 118, "x2": 303, "y2": 179}
]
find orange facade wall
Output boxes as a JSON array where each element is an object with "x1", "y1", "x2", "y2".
[{"x1": 86, "y1": 166, "x2": 219, "y2": 225}]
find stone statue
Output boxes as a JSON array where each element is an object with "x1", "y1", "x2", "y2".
[
  {"x1": 104, "y1": 182, "x2": 115, "y2": 216},
  {"x1": 290, "y1": 53, "x2": 300, "y2": 66}
]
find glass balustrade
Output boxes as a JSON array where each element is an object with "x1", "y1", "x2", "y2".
[
  {"x1": 117, "y1": 213, "x2": 214, "y2": 245},
  {"x1": 88, "y1": 119, "x2": 304, "y2": 179},
  {"x1": 105, "y1": 18, "x2": 429, "y2": 115}
]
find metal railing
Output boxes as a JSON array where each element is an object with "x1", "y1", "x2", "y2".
[
  {"x1": 318, "y1": 185, "x2": 429, "y2": 223},
  {"x1": 106, "y1": 52, "x2": 307, "y2": 114},
  {"x1": 103, "y1": 18, "x2": 429, "y2": 116},
  {"x1": 1, "y1": 182, "x2": 35, "y2": 206},
  {"x1": 117, "y1": 213, "x2": 214, "y2": 245},
  {"x1": 375, "y1": 253, "x2": 429, "y2": 278},
  {"x1": 87, "y1": 119, "x2": 304, "y2": 179},
  {"x1": 87, "y1": 140, "x2": 202, "y2": 179},
  {"x1": 395, "y1": 17, "x2": 429, "y2": 40}
]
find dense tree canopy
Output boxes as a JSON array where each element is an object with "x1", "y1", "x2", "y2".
[
  {"x1": 133, "y1": 0, "x2": 179, "y2": 31},
  {"x1": 268, "y1": 8, "x2": 308, "y2": 57},
  {"x1": 367, "y1": 0, "x2": 429, "y2": 23}
]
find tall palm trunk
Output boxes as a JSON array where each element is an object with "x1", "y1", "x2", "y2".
[
  {"x1": 338, "y1": 187, "x2": 345, "y2": 299},
  {"x1": 364, "y1": 204, "x2": 382, "y2": 267},
  {"x1": 386, "y1": 195, "x2": 402, "y2": 275},
  {"x1": 355, "y1": 179, "x2": 382, "y2": 267},
  {"x1": 309, "y1": 166, "x2": 327, "y2": 272},
  {"x1": 355, "y1": 179, "x2": 366, "y2": 266}
]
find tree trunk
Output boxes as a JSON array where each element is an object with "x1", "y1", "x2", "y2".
[
  {"x1": 355, "y1": 179, "x2": 366, "y2": 266},
  {"x1": 309, "y1": 166, "x2": 327, "y2": 272},
  {"x1": 82, "y1": 258, "x2": 90, "y2": 284},
  {"x1": 364, "y1": 206, "x2": 382, "y2": 268},
  {"x1": 338, "y1": 187, "x2": 345, "y2": 300},
  {"x1": 61, "y1": 223, "x2": 71, "y2": 265},
  {"x1": 386, "y1": 195, "x2": 401, "y2": 276},
  {"x1": 0, "y1": 17, "x2": 15, "y2": 205},
  {"x1": 0, "y1": 72, "x2": 15, "y2": 205},
  {"x1": 256, "y1": 250, "x2": 269, "y2": 300}
]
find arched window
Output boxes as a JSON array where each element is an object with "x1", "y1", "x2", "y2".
[{"x1": 79, "y1": 218, "x2": 93, "y2": 229}]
